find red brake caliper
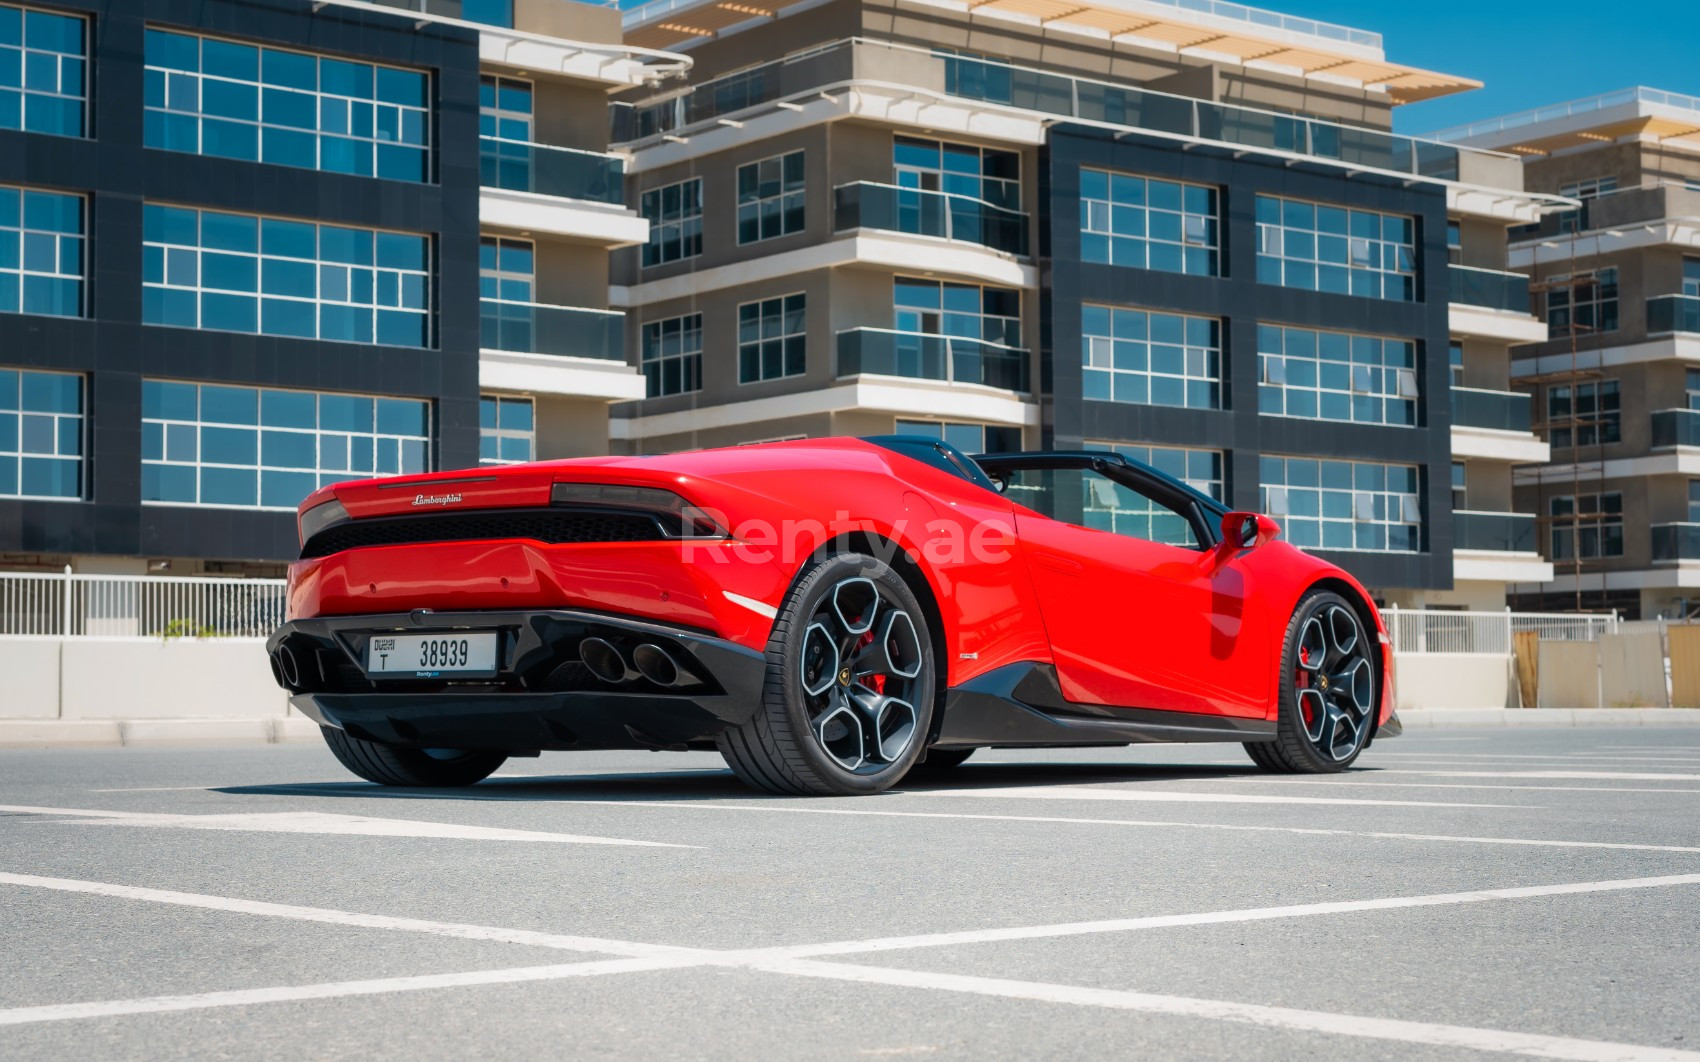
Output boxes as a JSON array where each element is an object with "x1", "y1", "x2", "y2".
[
  {"x1": 1296, "y1": 648, "x2": 1313, "y2": 727},
  {"x1": 858, "y1": 630, "x2": 884, "y2": 694}
]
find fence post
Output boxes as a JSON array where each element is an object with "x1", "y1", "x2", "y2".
[
  {"x1": 60, "y1": 564, "x2": 73, "y2": 638},
  {"x1": 1504, "y1": 606, "x2": 1513, "y2": 659},
  {"x1": 1387, "y1": 603, "x2": 1400, "y2": 653}
]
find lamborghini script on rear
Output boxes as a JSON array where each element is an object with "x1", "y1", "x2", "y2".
[{"x1": 268, "y1": 436, "x2": 1398, "y2": 795}]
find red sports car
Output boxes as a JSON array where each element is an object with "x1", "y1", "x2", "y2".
[{"x1": 268, "y1": 435, "x2": 1398, "y2": 795}]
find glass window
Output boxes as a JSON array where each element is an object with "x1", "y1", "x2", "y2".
[
  {"x1": 1449, "y1": 341, "x2": 1464, "y2": 388},
  {"x1": 895, "y1": 419, "x2": 1021, "y2": 455},
  {"x1": 1255, "y1": 194, "x2": 1416, "y2": 302},
  {"x1": 1549, "y1": 492, "x2": 1623, "y2": 560},
  {"x1": 1683, "y1": 257, "x2": 1699, "y2": 299},
  {"x1": 1545, "y1": 269, "x2": 1618, "y2": 337},
  {"x1": 142, "y1": 203, "x2": 431, "y2": 347},
  {"x1": 896, "y1": 278, "x2": 1020, "y2": 347},
  {"x1": 1082, "y1": 304, "x2": 1220, "y2": 410},
  {"x1": 1451, "y1": 461, "x2": 1466, "y2": 510},
  {"x1": 1257, "y1": 324, "x2": 1417, "y2": 427},
  {"x1": 893, "y1": 136, "x2": 1020, "y2": 211},
  {"x1": 640, "y1": 178, "x2": 702, "y2": 268},
  {"x1": 1083, "y1": 441, "x2": 1223, "y2": 550},
  {"x1": 1689, "y1": 480, "x2": 1700, "y2": 524},
  {"x1": 0, "y1": 366, "x2": 82, "y2": 499},
  {"x1": 478, "y1": 235, "x2": 532, "y2": 302},
  {"x1": 641, "y1": 313, "x2": 702, "y2": 398},
  {"x1": 1261, "y1": 455, "x2": 1422, "y2": 553},
  {"x1": 478, "y1": 394, "x2": 532, "y2": 466},
  {"x1": 1555, "y1": 177, "x2": 1617, "y2": 234},
  {"x1": 1445, "y1": 220, "x2": 1461, "y2": 265},
  {"x1": 0, "y1": 184, "x2": 83, "y2": 317},
  {"x1": 1002, "y1": 463, "x2": 1208, "y2": 550},
  {"x1": 460, "y1": 0, "x2": 513, "y2": 27},
  {"x1": 1546, "y1": 379, "x2": 1619, "y2": 449},
  {"x1": 0, "y1": 3, "x2": 85, "y2": 137},
  {"x1": 143, "y1": 29, "x2": 431, "y2": 182},
  {"x1": 736, "y1": 151, "x2": 805, "y2": 244},
  {"x1": 142, "y1": 379, "x2": 430, "y2": 508},
  {"x1": 477, "y1": 74, "x2": 535, "y2": 190},
  {"x1": 1079, "y1": 169, "x2": 1218, "y2": 276},
  {"x1": 738, "y1": 293, "x2": 805, "y2": 383},
  {"x1": 1688, "y1": 369, "x2": 1700, "y2": 412}
]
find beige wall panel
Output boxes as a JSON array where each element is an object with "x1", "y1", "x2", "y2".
[
  {"x1": 1600, "y1": 629, "x2": 1668, "y2": 707},
  {"x1": 531, "y1": 80, "x2": 615, "y2": 153},
  {"x1": 513, "y1": 0, "x2": 622, "y2": 46},
  {"x1": 534, "y1": 396, "x2": 612, "y2": 459},
  {"x1": 1668, "y1": 624, "x2": 1700, "y2": 708},
  {"x1": 533, "y1": 239, "x2": 612, "y2": 309},
  {"x1": 1536, "y1": 639, "x2": 1601, "y2": 709}
]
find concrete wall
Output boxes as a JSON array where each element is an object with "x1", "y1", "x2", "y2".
[
  {"x1": 1392, "y1": 652, "x2": 1516, "y2": 710},
  {"x1": 2, "y1": 638, "x2": 290, "y2": 722}
]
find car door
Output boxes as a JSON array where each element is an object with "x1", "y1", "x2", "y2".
[{"x1": 1002, "y1": 463, "x2": 1268, "y2": 718}]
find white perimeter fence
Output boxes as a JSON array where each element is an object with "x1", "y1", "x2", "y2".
[
  {"x1": 0, "y1": 569, "x2": 287, "y2": 639},
  {"x1": 1384, "y1": 606, "x2": 1618, "y2": 655}
]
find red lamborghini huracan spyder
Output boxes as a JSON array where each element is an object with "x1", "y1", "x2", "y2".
[{"x1": 268, "y1": 435, "x2": 1398, "y2": 795}]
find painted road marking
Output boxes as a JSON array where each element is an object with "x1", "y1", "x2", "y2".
[
  {"x1": 546, "y1": 799, "x2": 1700, "y2": 855},
  {"x1": 0, "y1": 805, "x2": 695, "y2": 848},
  {"x1": 1382, "y1": 770, "x2": 1700, "y2": 782},
  {"x1": 910, "y1": 785, "x2": 1526, "y2": 808},
  {"x1": 760, "y1": 960, "x2": 1700, "y2": 1062},
  {"x1": 0, "y1": 872, "x2": 697, "y2": 959},
  {"x1": 4, "y1": 870, "x2": 1700, "y2": 1060},
  {"x1": 1206, "y1": 778, "x2": 1700, "y2": 795}
]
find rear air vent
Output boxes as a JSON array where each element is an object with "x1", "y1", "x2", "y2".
[{"x1": 299, "y1": 508, "x2": 666, "y2": 560}]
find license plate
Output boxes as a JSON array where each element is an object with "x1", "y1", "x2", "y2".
[{"x1": 366, "y1": 633, "x2": 498, "y2": 678}]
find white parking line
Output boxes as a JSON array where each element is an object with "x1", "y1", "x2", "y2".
[
  {"x1": 1210, "y1": 778, "x2": 1700, "y2": 795},
  {"x1": 4, "y1": 869, "x2": 1700, "y2": 1060},
  {"x1": 0, "y1": 872, "x2": 697, "y2": 958},
  {"x1": 761, "y1": 960, "x2": 1700, "y2": 1062},
  {"x1": 1383, "y1": 770, "x2": 1700, "y2": 781},
  {"x1": 912, "y1": 785, "x2": 1526, "y2": 809},
  {"x1": 420, "y1": 798, "x2": 1700, "y2": 855},
  {"x1": 0, "y1": 804, "x2": 696, "y2": 848}
]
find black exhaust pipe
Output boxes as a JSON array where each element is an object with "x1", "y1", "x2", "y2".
[
  {"x1": 580, "y1": 637, "x2": 628, "y2": 684},
  {"x1": 276, "y1": 645, "x2": 302, "y2": 689},
  {"x1": 633, "y1": 643, "x2": 692, "y2": 687}
]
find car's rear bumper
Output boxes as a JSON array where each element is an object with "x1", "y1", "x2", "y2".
[{"x1": 268, "y1": 609, "x2": 766, "y2": 752}]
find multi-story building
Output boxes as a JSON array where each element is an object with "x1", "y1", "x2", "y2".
[
  {"x1": 0, "y1": 0, "x2": 683, "y2": 575},
  {"x1": 607, "y1": 0, "x2": 1556, "y2": 602},
  {"x1": 1436, "y1": 88, "x2": 1700, "y2": 617}
]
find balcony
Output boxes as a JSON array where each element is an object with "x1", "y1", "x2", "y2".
[
  {"x1": 1653, "y1": 523, "x2": 1700, "y2": 562},
  {"x1": 836, "y1": 328, "x2": 1029, "y2": 392},
  {"x1": 481, "y1": 299, "x2": 624, "y2": 360},
  {"x1": 1648, "y1": 294, "x2": 1700, "y2": 336},
  {"x1": 1451, "y1": 387, "x2": 1532, "y2": 433},
  {"x1": 612, "y1": 38, "x2": 1497, "y2": 183},
  {"x1": 833, "y1": 183, "x2": 1028, "y2": 257},
  {"x1": 1652, "y1": 408, "x2": 1700, "y2": 448},
  {"x1": 1454, "y1": 511, "x2": 1536, "y2": 553},
  {"x1": 1448, "y1": 265, "x2": 1530, "y2": 314},
  {"x1": 480, "y1": 137, "x2": 624, "y2": 205}
]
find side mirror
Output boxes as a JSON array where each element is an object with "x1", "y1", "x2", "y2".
[{"x1": 1222, "y1": 511, "x2": 1281, "y2": 551}]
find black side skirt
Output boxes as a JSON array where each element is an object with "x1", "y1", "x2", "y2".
[{"x1": 935, "y1": 662, "x2": 1277, "y2": 748}]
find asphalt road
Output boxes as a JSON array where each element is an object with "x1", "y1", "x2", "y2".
[{"x1": 3, "y1": 727, "x2": 1699, "y2": 1060}]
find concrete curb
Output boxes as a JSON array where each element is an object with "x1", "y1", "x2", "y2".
[
  {"x1": 0, "y1": 717, "x2": 320, "y2": 748},
  {"x1": 1398, "y1": 708, "x2": 1700, "y2": 728}
]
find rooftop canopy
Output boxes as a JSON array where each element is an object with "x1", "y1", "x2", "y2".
[
  {"x1": 1428, "y1": 88, "x2": 1700, "y2": 155},
  {"x1": 622, "y1": 0, "x2": 1478, "y2": 104}
]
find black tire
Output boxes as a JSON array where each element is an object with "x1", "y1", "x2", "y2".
[
  {"x1": 321, "y1": 726, "x2": 507, "y2": 787},
  {"x1": 1243, "y1": 589, "x2": 1378, "y2": 774},
  {"x1": 908, "y1": 747, "x2": 975, "y2": 774},
  {"x1": 716, "y1": 552, "x2": 937, "y2": 796}
]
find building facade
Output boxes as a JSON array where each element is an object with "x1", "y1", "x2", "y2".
[
  {"x1": 1, "y1": 0, "x2": 1562, "y2": 609},
  {"x1": 0, "y1": 0, "x2": 679, "y2": 574},
  {"x1": 1437, "y1": 88, "x2": 1700, "y2": 618}
]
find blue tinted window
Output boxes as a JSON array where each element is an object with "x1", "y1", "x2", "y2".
[
  {"x1": 1082, "y1": 305, "x2": 1220, "y2": 410},
  {"x1": 142, "y1": 203, "x2": 430, "y2": 347},
  {"x1": 0, "y1": 366, "x2": 82, "y2": 499},
  {"x1": 142, "y1": 380, "x2": 431, "y2": 510},
  {"x1": 0, "y1": 4, "x2": 85, "y2": 137},
  {"x1": 1256, "y1": 194, "x2": 1416, "y2": 302},
  {"x1": 143, "y1": 28, "x2": 431, "y2": 182},
  {"x1": 0, "y1": 184, "x2": 82, "y2": 318}
]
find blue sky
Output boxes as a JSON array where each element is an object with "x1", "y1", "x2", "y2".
[{"x1": 1273, "y1": 0, "x2": 1699, "y2": 136}]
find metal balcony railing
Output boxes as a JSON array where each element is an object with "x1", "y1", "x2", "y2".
[
  {"x1": 613, "y1": 38, "x2": 1497, "y2": 182},
  {"x1": 833, "y1": 182, "x2": 1028, "y2": 257},
  {"x1": 1651, "y1": 408, "x2": 1700, "y2": 448},
  {"x1": 1648, "y1": 294, "x2": 1700, "y2": 335},
  {"x1": 1653, "y1": 523, "x2": 1700, "y2": 562},
  {"x1": 836, "y1": 328, "x2": 1029, "y2": 392},
  {"x1": 1451, "y1": 386, "x2": 1532, "y2": 433},
  {"x1": 1448, "y1": 265, "x2": 1531, "y2": 314},
  {"x1": 1453, "y1": 510, "x2": 1536, "y2": 553},
  {"x1": 480, "y1": 299, "x2": 625, "y2": 361},
  {"x1": 479, "y1": 136, "x2": 625, "y2": 205}
]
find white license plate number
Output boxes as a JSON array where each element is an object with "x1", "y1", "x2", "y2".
[{"x1": 366, "y1": 633, "x2": 498, "y2": 677}]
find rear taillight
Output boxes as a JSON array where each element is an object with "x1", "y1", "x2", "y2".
[
  {"x1": 298, "y1": 498, "x2": 350, "y2": 548},
  {"x1": 550, "y1": 482, "x2": 724, "y2": 539}
]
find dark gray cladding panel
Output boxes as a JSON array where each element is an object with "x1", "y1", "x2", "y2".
[
  {"x1": 0, "y1": 0, "x2": 484, "y2": 563},
  {"x1": 1040, "y1": 125, "x2": 1455, "y2": 592}
]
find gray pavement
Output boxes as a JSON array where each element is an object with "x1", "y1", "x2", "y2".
[{"x1": 2, "y1": 728, "x2": 1698, "y2": 1059}]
